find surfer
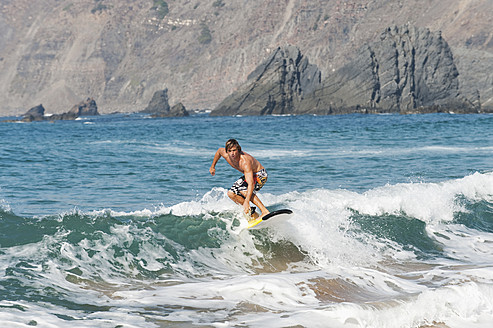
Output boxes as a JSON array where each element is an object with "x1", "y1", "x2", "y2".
[{"x1": 210, "y1": 139, "x2": 270, "y2": 221}]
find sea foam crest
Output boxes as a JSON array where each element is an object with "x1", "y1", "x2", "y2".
[
  {"x1": 0, "y1": 199, "x2": 11, "y2": 213},
  {"x1": 332, "y1": 171, "x2": 492, "y2": 224},
  {"x1": 89, "y1": 172, "x2": 492, "y2": 223},
  {"x1": 78, "y1": 172, "x2": 493, "y2": 272},
  {"x1": 250, "y1": 172, "x2": 493, "y2": 269}
]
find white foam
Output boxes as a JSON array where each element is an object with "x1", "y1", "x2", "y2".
[
  {"x1": 106, "y1": 267, "x2": 493, "y2": 327},
  {"x1": 251, "y1": 149, "x2": 312, "y2": 159},
  {"x1": 340, "y1": 171, "x2": 493, "y2": 224},
  {"x1": 0, "y1": 198, "x2": 11, "y2": 212},
  {"x1": 317, "y1": 281, "x2": 493, "y2": 328},
  {"x1": 429, "y1": 223, "x2": 493, "y2": 264},
  {"x1": 83, "y1": 172, "x2": 493, "y2": 271},
  {"x1": 3, "y1": 173, "x2": 491, "y2": 327},
  {"x1": 0, "y1": 300, "x2": 152, "y2": 327}
]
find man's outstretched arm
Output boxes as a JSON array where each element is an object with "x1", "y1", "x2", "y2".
[{"x1": 210, "y1": 148, "x2": 225, "y2": 176}]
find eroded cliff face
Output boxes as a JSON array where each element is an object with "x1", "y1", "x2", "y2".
[
  {"x1": 212, "y1": 46, "x2": 321, "y2": 116},
  {"x1": 1, "y1": 0, "x2": 492, "y2": 115},
  {"x1": 299, "y1": 25, "x2": 477, "y2": 114},
  {"x1": 212, "y1": 25, "x2": 478, "y2": 116}
]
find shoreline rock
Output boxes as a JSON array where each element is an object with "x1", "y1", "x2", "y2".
[
  {"x1": 141, "y1": 89, "x2": 189, "y2": 117},
  {"x1": 300, "y1": 25, "x2": 477, "y2": 115},
  {"x1": 3, "y1": 98, "x2": 99, "y2": 122},
  {"x1": 211, "y1": 46, "x2": 321, "y2": 116},
  {"x1": 211, "y1": 25, "x2": 481, "y2": 116},
  {"x1": 68, "y1": 98, "x2": 99, "y2": 117}
]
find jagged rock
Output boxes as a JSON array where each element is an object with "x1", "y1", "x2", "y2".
[
  {"x1": 20, "y1": 104, "x2": 46, "y2": 122},
  {"x1": 20, "y1": 114, "x2": 43, "y2": 122},
  {"x1": 211, "y1": 45, "x2": 321, "y2": 116},
  {"x1": 141, "y1": 89, "x2": 171, "y2": 114},
  {"x1": 23, "y1": 104, "x2": 46, "y2": 118},
  {"x1": 143, "y1": 89, "x2": 189, "y2": 117},
  {"x1": 454, "y1": 48, "x2": 493, "y2": 113},
  {"x1": 7, "y1": 99, "x2": 98, "y2": 122},
  {"x1": 211, "y1": 25, "x2": 478, "y2": 116},
  {"x1": 68, "y1": 98, "x2": 99, "y2": 116},
  {"x1": 151, "y1": 102, "x2": 189, "y2": 117},
  {"x1": 169, "y1": 103, "x2": 189, "y2": 117},
  {"x1": 300, "y1": 25, "x2": 477, "y2": 114},
  {"x1": 48, "y1": 112, "x2": 78, "y2": 121}
]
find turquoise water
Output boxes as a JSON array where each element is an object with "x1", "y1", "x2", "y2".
[{"x1": 1, "y1": 113, "x2": 492, "y2": 327}]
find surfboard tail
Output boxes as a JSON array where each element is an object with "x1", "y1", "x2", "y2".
[{"x1": 261, "y1": 209, "x2": 293, "y2": 221}]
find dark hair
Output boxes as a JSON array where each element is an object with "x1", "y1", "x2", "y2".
[{"x1": 225, "y1": 139, "x2": 241, "y2": 152}]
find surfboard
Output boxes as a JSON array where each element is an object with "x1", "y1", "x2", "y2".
[{"x1": 247, "y1": 209, "x2": 293, "y2": 229}]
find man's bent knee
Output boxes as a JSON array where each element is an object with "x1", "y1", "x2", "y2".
[{"x1": 228, "y1": 190, "x2": 243, "y2": 200}]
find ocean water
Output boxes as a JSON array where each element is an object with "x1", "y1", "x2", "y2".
[{"x1": 0, "y1": 113, "x2": 492, "y2": 327}]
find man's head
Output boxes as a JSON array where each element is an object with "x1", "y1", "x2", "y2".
[
  {"x1": 225, "y1": 139, "x2": 241, "y2": 161},
  {"x1": 225, "y1": 139, "x2": 241, "y2": 152}
]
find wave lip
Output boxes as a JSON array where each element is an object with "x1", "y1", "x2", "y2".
[{"x1": 345, "y1": 171, "x2": 493, "y2": 223}]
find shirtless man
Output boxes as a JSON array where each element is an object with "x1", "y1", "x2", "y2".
[{"x1": 209, "y1": 139, "x2": 270, "y2": 221}]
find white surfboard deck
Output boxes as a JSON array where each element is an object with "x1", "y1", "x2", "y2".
[{"x1": 247, "y1": 209, "x2": 293, "y2": 229}]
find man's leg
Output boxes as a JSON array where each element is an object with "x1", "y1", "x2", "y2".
[
  {"x1": 237, "y1": 191, "x2": 270, "y2": 219},
  {"x1": 250, "y1": 193, "x2": 270, "y2": 219},
  {"x1": 227, "y1": 190, "x2": 245, "y2": 206},
  {"x1": 227, "y1": 190, "x2": 259, "y2": 220}
]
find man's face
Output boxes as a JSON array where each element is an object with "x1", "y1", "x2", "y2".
[{"x1": 227, "y1": 146, "x2": 240, "y2": 160}]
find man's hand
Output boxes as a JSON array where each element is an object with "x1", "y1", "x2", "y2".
[
  {"x1": 243, "y1": 201, "x2": 250, "y2": 215},
  {"x1": 210, "y1": 148, "x2": 225, "y2": 176}
]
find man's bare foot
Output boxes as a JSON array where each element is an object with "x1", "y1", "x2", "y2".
[
  {"x1": 244, "y1": 208, "x2": 260, "y2": 222},
  {"x1": 258, "y1": 211, "x2": 270, "y2": 220},
  {"x1": 250, "y1": 211, "x2": 259, "y2": 221}
]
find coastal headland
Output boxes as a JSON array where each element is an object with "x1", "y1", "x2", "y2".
[{"x1": 1, "y1": 1, "x2": 492, "y2": 116}]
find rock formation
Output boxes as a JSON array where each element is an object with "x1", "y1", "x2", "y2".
[
  {"x1": 211, "y1": 46, "x2": 321, "y2": 116},
  {"x1": 5, "y1": 98, "x2": 100, "y2": 122},
  {"x1": 141, "y1": 89, "x2": 171, "y2": 115},
  {"x1": 24, "y1": 104, "x2": 46, "y2": 117},
  {"x1": 21, "y1": 104, "x2": 46, "y2": 122},
  {"x1": 167, "y1": 103, "x2": 189, "y2": 117},
  {"x1": 300, "y1": 25, "x2": 477, "y2": 114},
  {"x1": 141, "y1": 89, "x2": 189, "y2": 117},
  {"x1": 454, "y1": 48, "x2": 493, "y2": 112},
  {"x1": 68, "y1": 98, "x2": 99, "y2": 116},
  {"x1": 211, "y1": 25, "x2": 479, "y2": 116}
]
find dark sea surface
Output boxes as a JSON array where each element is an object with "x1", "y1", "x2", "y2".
[{"x1": 0, "y1": 113, "x2": 492, "y2": 327}]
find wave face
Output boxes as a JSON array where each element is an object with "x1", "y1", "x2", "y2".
[
  {"x1": 1, "y1": 173, "x2": 492, "y2": 327},
  {"x1": 1, "y1": 113, "x2": 492, "y2": 327}
]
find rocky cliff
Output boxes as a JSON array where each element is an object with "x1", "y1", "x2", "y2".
[
  {"x1": 299, "y1": 25, "x2": 479, "y2": 114},
  {"x1": 212, "y1": 46, "x2": 321, "y2": 116},
  {"x1": 0, "y1": 0, "x2": 492, "y2": 115},
  {"x1": 212, "y1": 25, "x2": 480, "y2": 115}
]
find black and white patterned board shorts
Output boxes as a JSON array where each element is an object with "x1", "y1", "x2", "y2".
[{"x1": 230, "y1": 169, "x2": 268, "y2": 196}]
